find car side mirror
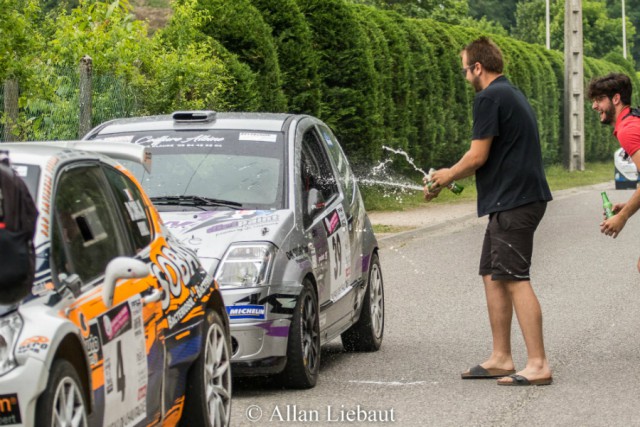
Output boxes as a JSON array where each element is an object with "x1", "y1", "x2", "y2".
[
  {"x1": 103, "y1": 257, "x2": 149, "y2": 308},
  {"x1": 307, "y1": 188, "x2": 326, "y2": 218}
]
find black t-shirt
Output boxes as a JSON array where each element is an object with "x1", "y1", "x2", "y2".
[{"x1": 472, "y1": 76, "x2": 552, "y2": 216}]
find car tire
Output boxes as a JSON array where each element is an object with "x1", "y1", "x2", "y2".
[
  {"x1": 35, "y1": 358, "x2": 88, "y2": 427},
  {"x1": 341, "y1": 253, "x2": 384, "y2": 352},
  {"x1": 180, "y1": 310, "x2": 232, "y2": 427},
  {"x1": 277, "y1": 278, "x2": 320, "y2": 389}
]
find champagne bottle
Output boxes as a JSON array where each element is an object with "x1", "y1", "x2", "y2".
[
  {"x1": 601, "y1": 191, "x2": 614, "y2": 219},
  {"x1": 427, "y1": 168, "x2": 464, "y2": 195}
]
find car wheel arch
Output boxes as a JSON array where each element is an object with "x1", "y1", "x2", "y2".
[
  {"x1": 205, "y1": 291, "x2": 231, "y2": 337},
  {"x1": 49, "y1": 334, "x2": 93, "y2": 415}
]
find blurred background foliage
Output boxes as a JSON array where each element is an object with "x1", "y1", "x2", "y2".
[{"x1": 1, "y1": 0, "x2": 638, "y2": 174}]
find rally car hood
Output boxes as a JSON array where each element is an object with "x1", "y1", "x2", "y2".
[{"x1": 159, "y1": 209, "x2": 292, "y2": 265}]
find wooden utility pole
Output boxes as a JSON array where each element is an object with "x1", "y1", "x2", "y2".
[
  {"x1": 3, "y1": 80, "x2": 19, "y2": 142},
  {"x1": 564, "y1": 0, "x2": 584, "y2": 171},
  {"x1": 79, "y1": 55, "x2": 93, "y2": 138}
]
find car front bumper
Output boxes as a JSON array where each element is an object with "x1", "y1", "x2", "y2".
[
  {"x1": 221, "y1": 282, "x2": 302, "y2": 376},
  {"x1": 0, "y1": 357, "x2": 48, "y2": 427}
]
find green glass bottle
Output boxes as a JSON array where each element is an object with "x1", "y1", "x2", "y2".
[
  {"x1": 427, "y1": 168, "x2": 464, "y2": 195},
  {"x1": 601, "y1": 191, "x2": 614, "y2": 219},
  {"x1": 448, "y1": 181, "x2": 464, "y2": 195}
]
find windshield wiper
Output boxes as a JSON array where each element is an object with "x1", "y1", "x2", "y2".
[{"x1": 150, "y1": 195, "x2": 243, "y2": 209}]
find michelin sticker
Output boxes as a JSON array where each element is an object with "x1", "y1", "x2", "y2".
[{"x1": 227, "y1": 305, "x2": 266, "y2": 320}]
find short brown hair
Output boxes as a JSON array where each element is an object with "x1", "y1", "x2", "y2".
[
  {"x1": 587, "y1": 73, "x2": 632, "y2": 106},
  {"x1": 463, "y1": 37, "x2": 503, "y2": 74}
]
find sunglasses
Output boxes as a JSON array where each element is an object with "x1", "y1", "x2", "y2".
[{"x1": 461, "y1": 63, "x2": 477, "y2": 76}]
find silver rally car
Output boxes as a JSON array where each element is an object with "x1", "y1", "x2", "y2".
[{"x1": 85, "y1": 111, "x2": 385, "y2": 388}]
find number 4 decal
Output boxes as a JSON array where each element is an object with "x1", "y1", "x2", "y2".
[{"x1": 116, "y1": 340, "x2": 126, "y2": 401}]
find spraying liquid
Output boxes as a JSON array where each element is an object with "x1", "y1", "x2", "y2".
[
  {"x1": 381, "y1": 146, "x2": 429, "y2": 179},
  {"x1": 380, "y1": 146, "x2": 463, "y2": 195}
]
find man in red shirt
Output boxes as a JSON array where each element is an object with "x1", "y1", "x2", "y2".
[{"x1": 589, "y1": 73, "x2": 640, "y2": 268}]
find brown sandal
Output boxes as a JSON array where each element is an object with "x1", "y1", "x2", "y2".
[
  {"x1": 497, "y1": 374, "x2": 553, "y2": 386},
  {"x1": 461, "y1": 365, "x2": 516, "y2": 379}
]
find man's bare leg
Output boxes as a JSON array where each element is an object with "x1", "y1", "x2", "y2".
[
  {"x1": 478, "y1": 275, "x2": 516, "y2": 371},
  {"x1": 497, "y1": 280, "x2": 552, "y2": 383}
]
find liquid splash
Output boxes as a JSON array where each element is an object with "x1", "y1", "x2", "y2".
[
  {"x1": 357, "y1": 178, "x2": 423, "y2": 192},
  {"x1": 381, "y1": 146, "x2": 429, "y2": 179}
]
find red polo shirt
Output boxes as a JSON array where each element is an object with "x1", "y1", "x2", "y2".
[{"x1": 614, "y1": 106, "x2": 640, "y2": 156}]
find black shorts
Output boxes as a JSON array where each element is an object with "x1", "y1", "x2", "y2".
[{"x1": 479, "y1": 201, "x2": 547, "y2": 281}]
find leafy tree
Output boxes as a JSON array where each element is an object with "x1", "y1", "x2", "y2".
[
  {"x1": 145, "y1": 0, "x2": 239, "y2": 112},
  {"x1": 468, "y1": 0, "x2": 516, "y2": 30},
  {"x1": 606, "y1": 0, "x2": 640, "y2": 68},
  {"x1": 296, "y1": 0, "x2": 381, "y2": 162},
  {"x1": 195, "y1": 0, "x2": 287, "y2": 112},
  {"x1": 249, "y1": 0, "x2": 321, "y2": 115},
  {"x1": 0, "y1": 0, "x2": 42, "y2": 81},
  {"x1": 347, "y1": 0, "x2": 469, "y2": 24},
  {"x1": 513, "y1": 0, "x2": 636, "y2": 61},
  {"x1": 40, "y1": 0, "x2": 80, "y2": 14}
]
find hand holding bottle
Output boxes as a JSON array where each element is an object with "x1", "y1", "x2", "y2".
[
  {"x1": 424, "y1": 168, "x2": 464, "y2": 199},
  {"x1": 600, "y1": 194, "x2": 628, "y2": 239}
]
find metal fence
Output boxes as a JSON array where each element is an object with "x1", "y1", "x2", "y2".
[{"x1": 1, "y1": 58, "x2": 140, "y2": 142}]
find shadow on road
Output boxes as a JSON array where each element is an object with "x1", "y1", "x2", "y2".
[{"x1": 232, "y1": 340, "x2": 348, "y2": 396}]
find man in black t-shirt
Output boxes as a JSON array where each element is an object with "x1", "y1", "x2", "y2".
[{"x1": 425, "y1": 37, "x2": 553, "y2": 386}]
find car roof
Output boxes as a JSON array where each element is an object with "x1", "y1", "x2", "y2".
[
  {"x1": 87, "y1": 112, "x2": 303, "y2": 136},
  {"x1": 1, "y1": 141, "x2": 151, "y2": 172}
]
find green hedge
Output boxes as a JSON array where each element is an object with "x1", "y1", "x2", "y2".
[{"x1": 3, "y1": 0, "x2": 639, "y2": 172}]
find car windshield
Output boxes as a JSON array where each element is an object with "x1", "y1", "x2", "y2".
[{"x1": 100, "y1": 130, "x2": 285, "y2": 210}]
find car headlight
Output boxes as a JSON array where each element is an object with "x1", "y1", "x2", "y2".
[
  {"x1": 215, "y1": 242, "x2": 276, "y2": 287},
  {"x1": 0, "y1": 312, "x2": 23, "y2": 376}
]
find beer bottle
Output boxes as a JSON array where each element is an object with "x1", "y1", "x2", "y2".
[
  {"x1": 601, "y1": 191, "x2": 614, "y2": 219},
  {"x1": 427, "y1": 168, "x2": 464, "y2": 195}
]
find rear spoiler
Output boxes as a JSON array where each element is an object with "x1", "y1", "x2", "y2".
[{"x1": 43, "y1": 141, "x2": 152, "y2": 173}]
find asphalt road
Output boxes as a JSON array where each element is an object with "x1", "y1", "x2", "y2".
[{"x1": 230, "y1": 182, "x2": 640, "y2": 426}]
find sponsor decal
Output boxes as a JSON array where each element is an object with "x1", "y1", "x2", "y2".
[
  {"x1": 16, "y1": 336, "x2": 49, "y2": 355},
  {"x1": 323, "y1": 210, "x2": 341, "y2": 236},
  {"x1": 227, "y1": 305, "x2": 266, "y2": 320},
  {"x1": 167, "y1": 297, "x2": 197, "y2": 329},
  {"x1": 134, "y1": 134, "x2": 224, "y2": 148},
  {"x1": 99, "y1": 304, "x2": 132, "y2": 344},
  {"x1": 238, "y1": 132, "x2": 278, "y2": 142},
  {"x1": 0, "y1": 394, "x2": 21, "y2": 425},
  {"x1": 84, "y1": 330, "x2": 102, "y2": 367},
  {"x1": 286, "y1": 245, "x2": 309, "y2": 260},
  {"x1": 150, "y1": 242, "x2": 201, "y2": 311}
]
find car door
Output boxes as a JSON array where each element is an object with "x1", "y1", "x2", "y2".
[
  {"x1": 51, "y1": 162, "x2": 163, "y2": 426},
  {"x1": 316, "y1": 124, "x2": 365, "y2": 289},
  {"x1": 297, "y1": 122, "x2": 353, "y2": 337}
]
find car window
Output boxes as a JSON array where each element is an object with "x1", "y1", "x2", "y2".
[
  {"x1": 51, "y1": 165, "x2": 128, "y2": 284},
  {"x1": 317, "y1": 125, "x2": 355, "y2": 205},
  {"x1": 300, "y1": 129, "x2": 339, "y2": 228},
  {"x1": 103, "y1": 166, "x2": 153, "y2": 252}
]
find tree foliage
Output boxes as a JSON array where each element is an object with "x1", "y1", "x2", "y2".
[
  {"x1": 249, "y1": 0, "x2": 321, "y2": 115},
  {"x1": 347, "y1": 0, "x2": 469, "y2": 24},
  {"x1": 194, "y1": 0, "x2": 287, "y2": 111},
  {"x1": 2, "y1": 0, "x2": 638, "y2": 170},
  {"x1": 513, "y1": 0, "x2": 635, "y2": 61},
  {"x1": 0, "y1": 0, "x2": 42, "y2": 81}
]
